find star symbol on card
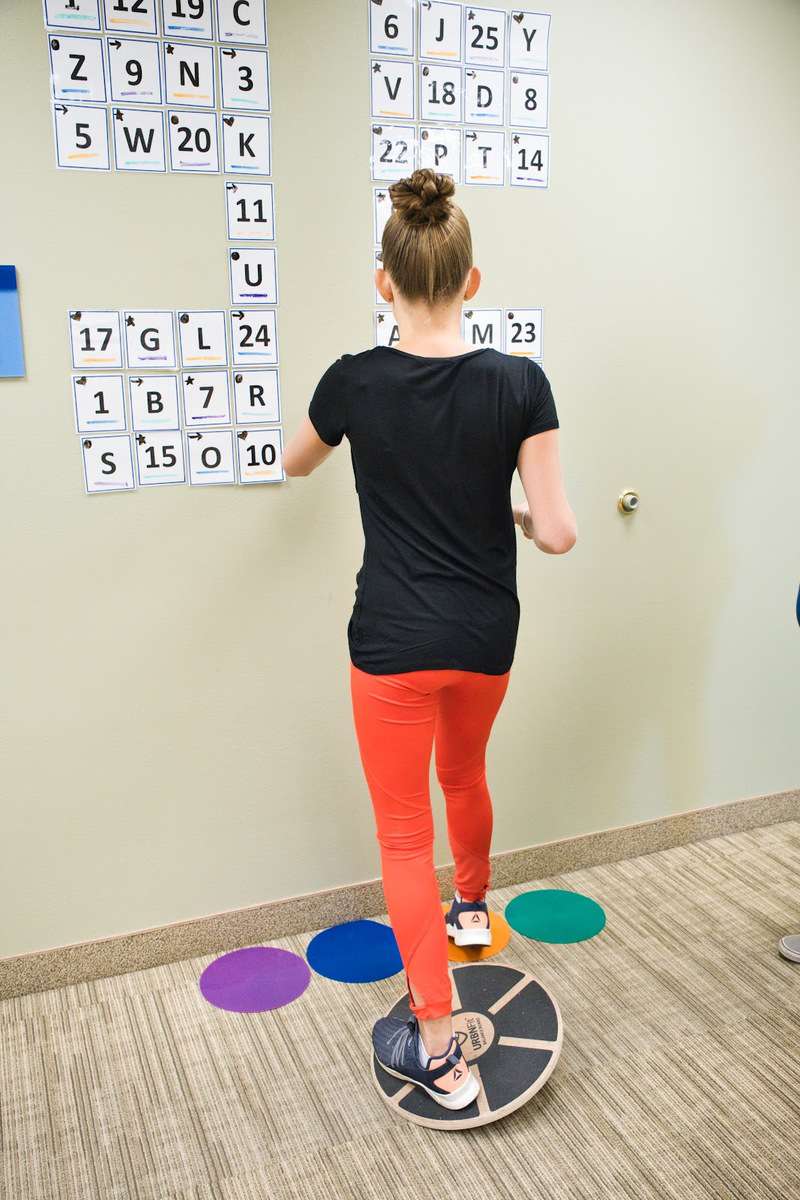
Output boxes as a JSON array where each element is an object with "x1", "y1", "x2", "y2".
[
  {"x1": 136, "y1": 434, "x2": 146, "y2": 444},
  {"x1": 185, "y1": 375, "x2": 194, "y2": 385},
  {"x1": 166, "y1": 43, "x2": 174, "y2": 54},
  {"x1": 468, "y1": 10, "x2": 475, "y2": 20},
  {"x1": 372, "y1": 62, "x2": 382, "y2": 73},
  {"x1": 126, "y1": 315, "x2": 135, "y2": 326}
]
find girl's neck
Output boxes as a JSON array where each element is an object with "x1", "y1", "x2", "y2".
[{"x1": 391, "y1": 301, "x2": 471, "y2": 358}]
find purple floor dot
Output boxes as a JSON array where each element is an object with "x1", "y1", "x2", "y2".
[{"x1": 199, "y1": 946, "x2": 311, "y2": 1013}]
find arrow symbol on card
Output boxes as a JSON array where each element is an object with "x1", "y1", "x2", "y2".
[
  {"x1": 131, "y1": 377, "x2": 143, "y2": 385},
  {"x1": 188, "y1": 432, "x2": 202, "y2": 440},
  {"x1": 55, "y1": 104, "x2": 68, "y2": 114},
  {"x1": 109, "y1": 39, "x2": 122, "y2": 47},
  {"x1": 222, "y1": 48, "x2": 236, "y2": 57},
  {"x1": 226, "y1": 182, "x2": 238, "y2": 191},
  {"x1": 232, "y1": 311, "x2": 244, "y2": 319},
  {"x1": 466, "y1": 131, "x2": 477, "y2": 140}
]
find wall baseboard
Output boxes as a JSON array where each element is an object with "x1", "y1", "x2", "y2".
[{"x1": 2, "y1": 786, "x2": 797, "y2": 1001}]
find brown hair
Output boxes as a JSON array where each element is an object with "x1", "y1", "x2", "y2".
[{"x1": 381, "y1": 168, "x2": 473, "y2": 305}]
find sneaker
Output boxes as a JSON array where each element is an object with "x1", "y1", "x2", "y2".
[
  {"x1": 445, "y1": 891, "x2": 492, "y2": 947},
  {"x1": 372, "y1": 1013, "x2": 480, "y2": 1110}
]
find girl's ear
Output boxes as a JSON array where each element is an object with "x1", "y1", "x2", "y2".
[
  {"x1": 464, "y1": 266, "x2": 481, "y2": 301},
  {"x1": 375, "y1": 268, "x2": 393, "y2": 304}
]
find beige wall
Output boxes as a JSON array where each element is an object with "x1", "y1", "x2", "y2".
[{"x1": 2, "y1": 0, "x2": 798, "y2": 959}]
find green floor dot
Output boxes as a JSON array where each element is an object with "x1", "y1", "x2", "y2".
[{"x1": 505, "y1": 888, "x2": 606, "y2": 944}]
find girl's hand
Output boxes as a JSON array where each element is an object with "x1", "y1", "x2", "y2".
[{"x1": 513, "y1": 503, "x2": 534, "y2": 539}]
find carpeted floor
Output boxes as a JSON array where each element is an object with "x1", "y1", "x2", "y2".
[{"x1": 2, "y1": 821, "x2": 799, "y2": 1200}]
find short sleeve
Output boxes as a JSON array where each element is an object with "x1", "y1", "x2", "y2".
[
  {"x1": 308, "y1": 357, "x2": 349, "y2": 446},
  {"x1": 521, "y1": 360, "x2": 559, "y2": 440}
]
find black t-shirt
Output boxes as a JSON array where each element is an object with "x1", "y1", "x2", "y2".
[{"x1": 307, "y1": 344, "x2": 559, "y2": 675}]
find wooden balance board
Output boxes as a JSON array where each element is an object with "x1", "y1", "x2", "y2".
[{"x1": 371, "y1": 961, "x2": 562, "y2": 1130}]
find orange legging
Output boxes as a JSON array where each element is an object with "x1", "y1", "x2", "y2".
[{"x1": 349, "y1": 661, "x2": 511, "y2": 1020}]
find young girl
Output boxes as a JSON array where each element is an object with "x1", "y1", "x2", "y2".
[{"x1": 283, "y1": 167, "x2": 576, "y2": 1111}]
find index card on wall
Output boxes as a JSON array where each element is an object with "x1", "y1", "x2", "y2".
[
  {"x1": 509, "y1": 70, "x2": 548, "y2": 129},
  {"x1": 216, "y1": 0, "x2": 267, "y2": 46},
  {"x1": 418, "y1": 124, "x2": 462, "y2": 180},
  {"x1": 464, "y1": 66, "x2": 505, "y2": 125},
  {"x1": 48, "y1": 35, "x2": 107, "y2": 103},
  {"x1": 168, "y1": 109, "x2": 219, "y2": 171},
  {"x1": 129, "y1": 373, "x2": 181, "y2": 430},
  {"x1": 220, "y1": 47, "x2": 270, "y2": 112},
  {"x1": 419, "y1": 63, "x2": 463, "y2": 124},
  {"x1": 371, "y1": 60, "x2": 416, "y2": 122},
  {"x1": 463, "y1": 307, "x2": 502, "y2": 349},
  {"x1": 163, "y1": 41, "x2": 215, "y2": 107},
  {"x1": 229, "y1": 247, "x2": 278, "y2": 306},
  {"x1": 236, "y1": 427, "x2": 284, "y2": 484},
  {"x1": 463, "y1": 127, "x2": 504, "y2": 185},
  {"x1": 69, "y1": 309, "x2": 123, "y2": 368},
  {"x1": 222, "y1": 113, "x2": 271, "y2": 175},
  {"x1": 509, "y1": 131, "x2": 549, "y2": 187},
  {"x1": 225, "y1": 181, "x2": 275, "y2": 240},
  {"x1": 464, "y1": 6, "x2": 507, "y2": 68},
  {"x1": 370, "y1": 122, "x2": 417, "y2": 180},
  {"x1": 374, "y1": 309, "x2": 400, "y2": 347},
  {"x1": 373, "y1": 186, "x2": 393, "y2": 246},
  {"x1": 181, "y1": 369, "x2": 232, "y2": 426},
  {"x1": 103, "y1": 0, "x2": 158, "y2": 36},
  {"x1": 369, "y1": 0, "x2": 414, "y2": 57},
  {"x1": 113, "y1": 107, "x2": 167, "y2": 171},
  {"x1": 73, "y1": 374, "x2": 127, "y2": 433},
  {"x1": 44, "y1": 0, "x2": 102, "y2": 32},
  {"x1": 233, "y1": 368, "x2": 280, "y2": 423},
  {"x1": 124, "y1": 311, "x2": 177, "y2": 369},
  {"x1": 419, "y1": 1, "x2": 463, "y2": 62},
  {"x1": 160, "y1": 0, "x2": 214, "y2": 40},
  {"x1": 135, "y1": 431, "x2": 187, "y2": 486},
  {"x1": 178, "y1": 310, "x2": 228, "y2": 366},
  {"x1": 186, "y1": 428, "x2": 237, "y2": 485},
  {"x1": 504, "y1": 308, "x2": 543, "y2": 358},
  {"x1": 81, "y1": 434, "x2": 135, "y2": 493},
  {"x1": 230, "y1": 308, "x2": 278, "y2": 366},
  {"x1": 53, "y1": 103, "x2": 110, "y2": 170},
  {"x1": 107, "y1": 37, "x2": 162, "y2": 104},
  {"x1": 508, "y1": 10, "x2": 550, "y2": 72}
]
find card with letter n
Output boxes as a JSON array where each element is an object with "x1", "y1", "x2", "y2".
[
  {"x1": 220, "y1": 47, "x2": 270, "y2": 112},
  {"x1": 222, "y1": 113, "x2": 271, "y2": 175},
  {"x1": 134, "y1": 430, "x2": 187, "y2": 487},
  {"x1": 102, "y1": 0, "x2": 158, "y2": 36},
  {"x1": 236, "y1": 427, "x2": 284, "y2": 484},
  {"x1": 107, "y1": 37, "x2": 162, "y2": 104},
  {"x1": 233, "y1": 368, "x2": 280, "y2": 424},
  {"x1": 177, "y1": 310, "x2": 228, "y2": 366},
  {"x1": 48, "y1": 35, "x2": 107, "y2": 103},
  {"x1": 369, "y1": 0, "x2": 414, "y2": 57},
  {"x1": 44, "y1": 0, "x2": 102, "y2": 32},
  {"x1": 160, "y1": 0, "x2": 214, "y2": 40},
  {"x1": 509, "y1": 9, "x2": 550, "y2": 72},
  {"x1": 186, "y1": 428, "x2": 237, "y2": 485},
  {"x1": 504, "y1": 308, "x2": 543, "y2": 358},
  {"x1": 128, "y1": 373, "x2": 181, "y2": 430},
  {"x1": 463, "y1": 307, "x2": 502, "y2": 350},
  {"x1": 124, "y1": 311, "x2": 176, "y2": 369},
  {"x1": 230, "y1": 308, "x2": 278, "y2": 366},
  {"x1": 216, "y1": 0, "x2": 268, "y2": 46},
  {"x1": 69, "y1": 309, "x2": 123, "y2": 368},
  {"x1": 509, "y1": 131, "x2": 549, "y2": 187},
  {"x1": 163, "y1": 41, "x2": 215, "y2": 107},
  {"x1": 225, "y1": 181, "x2": 275, "y2": 240},
  {"x1": 419, "y1": 1, "x2": 463, "y2": 62},
  {"x1": 53, "y1": 103, "x2": 110, "y2": 170},
  {"x1": 370, "y1": 122, "x2": 417, "y2": 181},
  {"x1": 229, "y1": 247, "x2": 278, "y2": 306},
  {"x1": 72, "y1": 374, "x2": 127, "y2": 433},
  {"x1": 81, "y1": 433, "x2": 135, "y2": 494},
  {"x1": 112, "y1": 107, "x2": 167, "y2": 171}
]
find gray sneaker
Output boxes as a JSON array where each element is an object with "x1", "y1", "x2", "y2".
[{"x1": 778, "y1": 934, "x2": 800, "y2": 962}]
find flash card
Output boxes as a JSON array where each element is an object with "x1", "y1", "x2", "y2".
[
  {"x1": 509, "y1": 10, "x2": 550, "y2": 72},
  {"x1": 232, "y1": 368, "x2": 280, "y2": 423},
  {"x1": 220, "y1": 46, "x2": 270, "y2": 111},
  {"x1": 230, "y1": 308, "x2": 278, "y2": 366},
  {"x1": 222, "y1": 113, "x2": 270, "y2": 174},
  {"x1": 216, "y1": 0, "x2": 267, "y2": 46},
  {"x1": 73, "y1": 374, "x2": 127, "y2": 433},
  {"x1": 53, "y1": 103, "x2": 110, "y2": 170},
  {"x1": 102, "y1": 0, "x2": 158, "y2": 36},
  {"x1": 69, "y1": 309, "x2": 123, "y2": 368},
  {"x1": 464, "y1": 66, "x2": 505, "y2": 125},
  {"x1": 160, "y1": 0, "x2": 214, "y2": 40},
  {"x1": 509, "y1": 131, "x2": 549, "y2": 187},
  {"x1": 128, "y1": 373, "x2": 181, "y2": 430},
  {"x1": 373, "y1": 186, "x2": 393, "y2": 246},
  {"x1": 186, "y1": 428, "x2": 236, "y2": 485},
  {"x1": 163, "y1": 41, "x2": 215, "y2": 107},
  {"x1": 181, "y1": 369, "x2": 231, "y2": 426},
  {"x1": 369, "y1": 0, "x2": 414, "y2": 56},
  {"x1": 44, "y1": 0, "x2": 101, "y2": 31},
  {"x1": 134, "y1": 431, "x2": 186, "y2": 486},
  {"x1": 107, "y1": 37, "x2": 162, "y2": 103},
  {"x1": 371, "y1": 59, "x2": 415, "y2": 122},
  {"x1": 504, "y1": 308, "x2": 543, "y2": 358},
  {"x1": 229, "y1": 247, "x2": 278, "y2": 305},
  {"x1": 509, "y1": 70, "x2": 548, "y2": 128},
  {"x1": 48, "y1": 35, "x2": 106, "y2": 103},
  {"x1": 178, "y1": 310, "x2": 227, "y2": 365},
  {"x1": 374, "y1": 309, "x2": 400, "y2": 347},
  {"x1": 81, "y1": 434, "x2": 135, "y2": 494},
  {"x1": 419, "y1": 63, "x2": 462, "y2": 123},
  {"x1": 463, "y1": 307, "x2": 502, "y2": 349},
  {"x1": 418, "y1": 124, "x2": 462, "y2": 180},
  {"x1": 463, "y1": 127, "x2": 504, "y2": 185},
  {"x1": 124, "y1": 311, "x2": 176, "y2": 368},
  {"x1": 113, "y1": 107, "x2": 166, "y2": 170},
  {"x1": 419, "y1": 1, "x2": 462, "y2": 62},
  {"x1": 370, "y1": 122, "x2": 416, "y2": 181},
  {"x1": 236, "y1": 427, "x2": 284, "y2": 484},
  {"x1": 464, "y1": 6, "x2": 507, "y2": 68},
  {"x1": 168, "y1": 109, "x2": 219, "y2": 171},
  {"x1": 225, "y1": 181, "x2": 275, "y2": 240}
]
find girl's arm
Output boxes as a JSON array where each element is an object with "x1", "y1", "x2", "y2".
[{"x1": 282, "y1": 417, "x2": 338, "y2": 477}]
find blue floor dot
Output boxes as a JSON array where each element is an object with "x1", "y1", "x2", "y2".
[{"x1": 306, "y1": 919, "x2": 403, "y2": 983}]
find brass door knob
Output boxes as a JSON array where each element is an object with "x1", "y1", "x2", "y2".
[{"x1": 618, "y1": 490, "x2": 640, "y2": 514}]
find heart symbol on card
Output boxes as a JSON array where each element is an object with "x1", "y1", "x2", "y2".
[{"x1": 513, "y1": 12, "x2": 524, "y2": 23}]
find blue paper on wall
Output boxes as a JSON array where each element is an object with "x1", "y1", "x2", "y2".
[{"x1": 0, "y1": 266, "x2": 25, "y2": 378}]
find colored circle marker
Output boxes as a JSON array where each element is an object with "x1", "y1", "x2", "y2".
[
  {"x1": 199, "y1": 945, "x2": 311, "y2": 1013},
  {"x1": 440, "y1": 901, "x2": 512, "y2": 962},
  {"x1": 306, "y1": 918, "x2": 402, "y2": 983},
  {"x1": 505, "y1": 888, "x2": 606, "y2": 943}
]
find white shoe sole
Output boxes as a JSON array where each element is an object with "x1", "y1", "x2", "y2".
[
  {"x1": 446, "y1": 921, "x2": 492, "y2": 947},
  {"x1": 378, "y1": 1059, "x2": 481, "y2": 1109}
]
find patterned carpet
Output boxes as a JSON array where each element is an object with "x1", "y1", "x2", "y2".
[{"x1": 2, "y1": 821, "x2": 799, "y2": 1200}]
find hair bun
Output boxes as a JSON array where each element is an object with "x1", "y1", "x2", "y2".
[{"x1": 389, "y1": 168, "x2": 455, "y2": 227}]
